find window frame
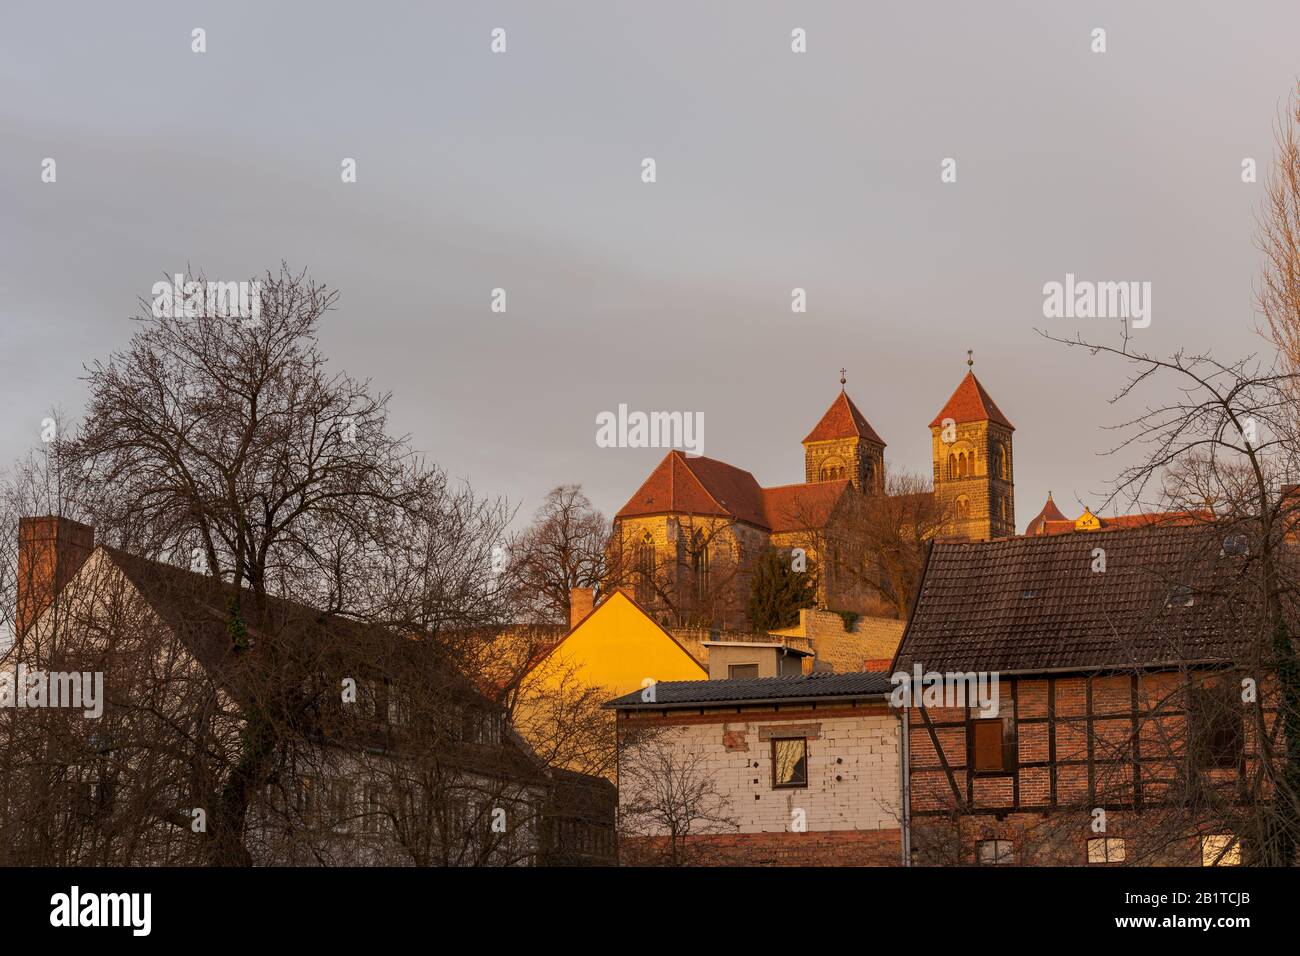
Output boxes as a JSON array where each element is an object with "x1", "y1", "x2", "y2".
[
  {"x1": 970, "y1": 716, "x2": 1017, "y2": 775},
  {"x1": 1086, "y1": 837, "x2": 1126, "y2": 864},
  {"x1": 770, "y1": 736, "x2": 809, "y2": 790},
  {"x1": 1201, "y1": 834, "x2": 1241, "y2": 866},
  {"x1": 976, "y1": 839, "x2": 1014, "y2": 866},
  {"x1": 1189, "y1": 681, "x2": 1244, "y2": 771}
]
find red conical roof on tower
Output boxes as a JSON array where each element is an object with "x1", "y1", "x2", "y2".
[
  {"x1": 929, "y1": 371, "x2": 1014, "y2": 430},
  {"x1": 803, "y1": 391, "x2": 886, "y2": 445}
]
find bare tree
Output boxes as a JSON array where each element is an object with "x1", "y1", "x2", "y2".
[
  {"x1": 507, "y1": 485, "x2": 608, "y2": 626},
  {"x1": 0, "y1": 266, "x2": 545, "y2": 866},
  {"x1": 608, "y1": 514, "x2": 753, "y2": 629},
  {"x1": 1031, "y1": 324, "x2": 1300, "y2": 863},
  {"x1": 617, "y1": 728, "x2": 738, "y2": 865},
  {"x1": 826, "y1": 469, "x2": 953, "y2": 619},
  {"x1": 1259, "y1": 81, "x2": 1300, "y2": 394},
  {"x1": 503, "y1": 657, "x2": 619, "y2": 780}
]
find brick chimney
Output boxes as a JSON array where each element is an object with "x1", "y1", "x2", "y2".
[
  {"x1": 569, "y1": 587, "x2": 595, "y2": 630},
  {"x1": 15, "y1": 516, "x2": 95, "y2": 638}
]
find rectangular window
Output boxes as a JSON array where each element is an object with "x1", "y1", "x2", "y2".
[
  {"x1": 1202, "y1": 834, "x2": 1241, "y2": 866},
  {"x1": 976, "y1": 840, "x2": 1014, "y2": 865},
  {"x1": 1087, "y1": 837, "x2": 1126, "y2": 864},
  {"x1": 362, "y1": 783, "x2": 385, "y2": 834},
  {"x1": 1190, "y1": 682, "x2": 1243, "y2": 770},
  {"x1": 297, "y1": 774, "x2": 317, "y2": 822},
  {"x1": 771, "y1": 737, "x2": 808, "y2": 789},
  {"x1": 462, "y1": 708, "x2": 502, "y2": 744},
  {"x1": 326, "y1": 779, "x2": 353, "y2": 832},
  {"x1": 971, "y1": 717, "x2": 1017, "y2": 773},
  {"x1": 729, "y1": 663, "x2": 760, "y2": 679}
]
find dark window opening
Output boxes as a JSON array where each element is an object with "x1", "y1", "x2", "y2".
[{"x1": 1190, "y1": 682, "x2": 1243, "y2": 770}]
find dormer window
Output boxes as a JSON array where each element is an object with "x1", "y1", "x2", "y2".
[{"x1": 1221, "y1": 533, "x2": 1249, "y2": 556}]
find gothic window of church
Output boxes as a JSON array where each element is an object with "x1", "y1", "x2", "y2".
[
  {"x1": 956, "y1": 495, "x2": 970, "y2": 519},
  {"x1": 691, "y1": 529, "x2": 710, "y2": 601},
  {"x1": 958, "y1": 452, "x2": 968, "y2": 478},
  {"x1": 636, "y1": 532, "x2": 656, "y2": 604},
  {"x1": 969, "y1": 448, "x2": 977, "y2": 475},
  {"x1": 947, "y1": 453, "x2": 957, "y2": 480},
  {"x1": 995, "y1": 443, "x2": 1009, "y2": 480}
]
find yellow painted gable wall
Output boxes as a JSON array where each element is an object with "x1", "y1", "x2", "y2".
[{"x1": 523, "y1": 591, "x2": 706, "y2": 700}]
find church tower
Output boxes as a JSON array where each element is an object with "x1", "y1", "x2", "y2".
[
  {"x1": 803, "y1": 374, "x2": 886, "y2": 493},
  {"x1": 929, "y1": 358, "x2": 1015, "y2": 540}
]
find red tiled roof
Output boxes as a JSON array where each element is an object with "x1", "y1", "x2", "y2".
[
  {"x1": 761, "y1": 480, "x2": 853, "y2": 533},
  {"x1": 803, "y1": 392, "x2": 886, "y2": 446},
  {"x1": 616, "y1": 453, "x2": 854, "y2": 532},
  {"x1": 1037, "y1": 519, "x2": 1078, "y2": 536},
  {"x1": 929, "y1": 371, "x2": 1014, "y2": 430},
  {"x1": 1096, "y1": 511, "x2": 1213, "y2": 530},
  {"x1": 615, "y1": 451, "x2": 767, "y2": 527},
  {"x1": 1024, "y1": 493, "x2": 1069, "y2": 535},
  {"x1": 1029, "y1": 509, "x2": 1214, "y2": 536}
]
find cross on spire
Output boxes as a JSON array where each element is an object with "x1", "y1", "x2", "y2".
[
  {"x1": 967, "y1": 349, "x2": 974, "y2": 368},
  {"x1": 839, "y1": 368, "x2": 846, "y2": 390}
]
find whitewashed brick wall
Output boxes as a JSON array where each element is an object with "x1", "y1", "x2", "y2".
[{"x1": 623, "y1": 710, "x2": 900, "y2": 835}]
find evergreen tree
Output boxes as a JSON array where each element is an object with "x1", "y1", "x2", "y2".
[{"x1": 747, "y1": 548, "x2": 818, "y2": 631}]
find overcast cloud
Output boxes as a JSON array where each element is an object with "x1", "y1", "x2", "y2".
[{"x1": 2, "y1": 1, "x2": 1298, "y2": 528}]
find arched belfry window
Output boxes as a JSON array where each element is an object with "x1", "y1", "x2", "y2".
[{"x1": 819, "y1": 456, "x2": 846, "y2": 482}]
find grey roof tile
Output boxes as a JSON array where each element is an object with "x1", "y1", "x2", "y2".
[
  {"x1": 894, "y1": 523, "x2": 1272, "y2": 675},
  {"x1": 606, "y1": 671, "x2": 892, "y2": 709}
]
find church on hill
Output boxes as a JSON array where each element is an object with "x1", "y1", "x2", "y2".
[{"x1": 610, "y1": 362, "x2": 1016, "y2": 630}]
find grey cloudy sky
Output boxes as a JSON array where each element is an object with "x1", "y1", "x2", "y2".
[{"x1": 2, "y1": 1, "x2": 1298, "y2": 530}]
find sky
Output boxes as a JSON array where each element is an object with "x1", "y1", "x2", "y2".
[{"x1": 2, "y1": 1, "x2": 1298, "y2": 531}]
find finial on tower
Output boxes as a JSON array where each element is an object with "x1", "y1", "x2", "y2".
[
  {"x1": 967, "y1": 349, "x2": 974, "y2": 368},
  {"x1": 839, "y1": 368, "x2": 846, "y2": 390}
]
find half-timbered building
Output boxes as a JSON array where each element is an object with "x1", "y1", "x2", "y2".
[{"x1": 893, "y1": 521, "x2": 1286, "y2": 866}]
